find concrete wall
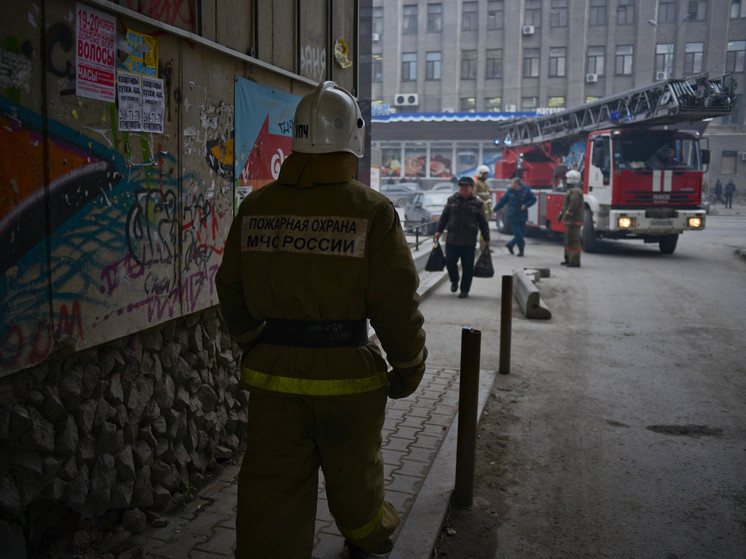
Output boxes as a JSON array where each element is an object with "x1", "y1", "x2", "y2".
[{"x1": 0, "y1": 0, "x2": 365, "y2": 555}]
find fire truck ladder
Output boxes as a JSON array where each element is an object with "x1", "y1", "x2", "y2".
[{"x1": 495, "y1": 73, "x2": 735, "y2": 148}]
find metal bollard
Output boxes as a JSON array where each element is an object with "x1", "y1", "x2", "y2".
[
  {"x1": 499, "y1": 275, "x2": 512, "y2": 375},
  {"x1": 454, "y1": 327, "x2": 481, "y2": 507}
]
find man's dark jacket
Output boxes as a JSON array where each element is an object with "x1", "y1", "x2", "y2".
[{"x1": 436, "y1": 193, "x2": 491, "y2": 246}]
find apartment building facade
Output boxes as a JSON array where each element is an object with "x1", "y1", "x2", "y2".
[{"x1": 370, "y1": 0, "x2": 746, "y2": 189}]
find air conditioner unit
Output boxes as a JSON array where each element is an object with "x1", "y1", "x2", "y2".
[
  {"x1": 522, "y1": 25, "x2": 535, "y2": 35},
  {"x1": 586, "y1": 73, "x2": 599, "y2": 83},
  {"x1": 505, "y1": 104, "x2": 517, "y2": 112},
  {"x1": 655, "y1": 71, "x2": 670, "y2": 80},
  {"x1": 372, "y1": 33, "x2": 380, "y2": 41},
  {"x1": 394, "y1": 93, "x2": 419, "y2": 106}
]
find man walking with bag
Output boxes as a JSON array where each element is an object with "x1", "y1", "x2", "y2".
[{"x1": 434, "y1": 176, "x2": 491, "y2": 299}]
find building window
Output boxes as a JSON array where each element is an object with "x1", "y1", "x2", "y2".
[
  {"x1": 486, "y1": 97, "x2": 502, "y2": 112},
  {"x1": 486, "y1": 49, "x2": 503, "y2": 78},
  {"x1": 460, "y1": 97, "x2": 476, "y2": 113},
  {"x1": 488, "y1": 0, "x2": 504, "y2": 29},
  {"x1": 402, "y1": 52, "x2": 417, "y2": 81},
  {"x1": 590, "y1": 0, "x2": 607, "y2": 25},
  {"x1": 688, "y1": 0, "x2": 707, "y2": 20},
  {"x1": 615, "y1": 45, "x2": 634, "y2": 75},
  {"x1": 550, "y1": 0, "x2": 568, "y2": 27},
  {"x1": 587, "y1": 46, "x2": 605, "y2": 75},
  {"x1": 549, "y1": 47, "x2": 566, "y2": 77},
  {"x1": 525, "y1": 0, "x2": 541, "y2": 27},
  {"x1": 373, "y1": 7, "x2": 383, "y2": 39},
  {"x1": 372, "y1": 55, "x2": 383, "y2": 82},
  {"x1": 684, "y1": 42, "x2": 704, "y2": 74},
  {"x1": 462, "y1": 50, "x2": 477, "y2": 79},
  {"x1": 427, "y1": 3, "x2": 442, "y2": 33},
  {"x1": 655, "y1": 43, "x2": 674, "y2": 75},
  {"x1": 732, "y1": 1, "x2": 746, "y2": 18},
  {"x1": 617, "y1": 0, "x2": 635, "y2": 25},
  {"x1": 426, "y1": 51, "x2": 442, "y2": 80},
  {"x1": 463, "y1": 2, "x2": 478, "y2": 31},
  {"x1": 721, "y1": 151, "x2": 737, "y2": 174},
  {"x1": 523, "y1": 48, "x2": 540, "y2": 77},
  {"x1": 658, "y1": 0, "x2": 676, "y2": 23},
  {"x1": 403, "y1": 5, "x2": 418, "y2": 35},
  {"x1": 522, "y1": 96, "x2": 538, "y2": 110},
  {"x1": 548, "y1": 96, "x2": 566, "y2": 109},
  {"x1": 727, "y1": 41, "x2": 746, "y2": 72}
]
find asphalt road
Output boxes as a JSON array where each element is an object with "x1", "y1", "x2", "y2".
[{"x1": 428, "y1": 212, "x2": 746, "y2": 559}]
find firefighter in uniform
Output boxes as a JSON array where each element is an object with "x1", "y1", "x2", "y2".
[
  {"x1": 216, "y1": 81, "x2": 427, "y2": 559},
  {"x1": 557, "y1": 169, "x2": 585, "y2": 268},
  {"x1": 474, "y1": 164, "x2": 492, "y2": 217}
]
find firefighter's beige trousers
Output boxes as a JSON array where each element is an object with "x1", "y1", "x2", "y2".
[{"x1": 235, "y1": 390, "x2": 399, "y2": 558}]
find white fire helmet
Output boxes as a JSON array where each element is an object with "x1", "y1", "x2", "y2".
[
  {"x1": 291, "y1": 81, "x2": 365, "y2": 157},
  {"x1": 476, "y1": 164, "x2": 490, "y2": 176},
  {"x1": 566, "y1": 169, "x2": 582, "y2": 185}
]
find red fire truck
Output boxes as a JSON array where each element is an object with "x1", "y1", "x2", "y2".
[{"x1": 491, "y1": 74, "x2": 734, "y2": 254}]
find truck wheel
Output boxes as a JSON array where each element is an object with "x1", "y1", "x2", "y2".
[
  {"x1": 496, "y1": 209, "x2": 512, "y2": 234},
  {"x1": 581, "y1": 210, "x2": 598, "y2": 253},
  {"x1": 659, "y1": 234, "x2": 679, "y2": 254}
]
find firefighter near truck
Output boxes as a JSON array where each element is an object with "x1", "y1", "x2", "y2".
[{"x1": 491, "y1": 74, "x2": 735, "y2": 254}]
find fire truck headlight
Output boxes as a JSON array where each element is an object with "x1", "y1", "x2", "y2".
[
  {"x1": 688, "y1": 217, "x2": 703, "y2": 228},
  {"x1": 618, "y1": 217, "x2": 634, "y2": 229}
]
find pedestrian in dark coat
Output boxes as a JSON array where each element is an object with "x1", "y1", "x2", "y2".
[
  {"x1": 724, "y1": 179, "x2": 736, "y2": 208},
  {"x1": 493, "y1": 177, "x2": 537, "y2": 256},
  {"x1": 435, "y1": 176, "x2": 491, "y2": 298}
]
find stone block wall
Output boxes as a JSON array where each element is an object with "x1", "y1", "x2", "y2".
[{"x1": 0, "y1": 308, "x2": 245, "y2": 555}]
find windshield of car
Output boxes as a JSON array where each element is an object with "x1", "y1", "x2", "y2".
[
  {"x1": 613, "y1": 136, "x2": 700, "y2": 171},
  {"x1": 422, "y1": 192, "x2": 451, "y2": 207}
]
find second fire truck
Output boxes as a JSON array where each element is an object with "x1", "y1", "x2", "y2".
[{"x1": 491, "y1": 73, "x2": 734, "y2": 254}]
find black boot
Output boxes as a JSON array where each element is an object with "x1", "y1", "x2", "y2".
[{"x1": 517, "y1": 249, "x2": 524, "y2": 257}]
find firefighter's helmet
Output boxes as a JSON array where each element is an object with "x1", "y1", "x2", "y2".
[
  {"x1": 566, "y1": 170, "x2": 582, "y2": 185},
  {"x1": 476, "y1": 164, "x2": 490, "y2": 176},
  {"x1": 292, "y1": 81, "x2": 365, "y2": 157}
]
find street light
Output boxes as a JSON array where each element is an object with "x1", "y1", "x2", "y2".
[{"x1": 648, "y1": 13, "x2": 692, "y2": 78}]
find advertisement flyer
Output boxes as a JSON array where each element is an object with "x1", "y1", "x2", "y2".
[
  {"x1": 116, "y1": 71, "x2": 142, "y2": 132},
  {"x1": 142, "y1": 76, "x2": 165, "y2": 134},
  {"x1": 76, "y1": 3, "x2": 116, "y2": 103}
]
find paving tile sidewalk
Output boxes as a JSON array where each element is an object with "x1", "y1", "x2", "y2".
[{"x1": 133, "y1": 255, "x2": 496, "y2": 559}]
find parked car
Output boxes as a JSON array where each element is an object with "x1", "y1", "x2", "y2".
[
  {"x1": 404, "y1": 191, "x2": 451, "y2": 234},
  {"x1": 381, "y1": 182, "x2": 418, "y2": 207},
  {"x1": 431, "y1": 181, "x2": 458, "y2": 193}
]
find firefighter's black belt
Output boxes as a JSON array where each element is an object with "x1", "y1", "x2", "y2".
[{"x1": 262, "y1": 319, "x2": 369, "y2": 348}]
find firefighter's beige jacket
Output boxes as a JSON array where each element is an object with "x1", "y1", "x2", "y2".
[{"x1": 215, "y1": 152, "x2": 427, "y2": 398}]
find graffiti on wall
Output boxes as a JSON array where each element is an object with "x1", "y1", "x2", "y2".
[
  {"x1": 0, "y1": 94, "x2": 228, "y2": 377},
  {"x1": 120, "y1": 0, "x2": 196, "y2": 29}
]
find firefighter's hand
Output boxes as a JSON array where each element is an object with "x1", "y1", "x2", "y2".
[{"x1": 387, "y1": 362, "x2": 426, "y2": 399}]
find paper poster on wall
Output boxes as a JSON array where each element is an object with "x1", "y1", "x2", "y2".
[
  {"x1": 234, "y1": 76, "x2": 301, "y2": 192},
  {"x1": 141, "y1": 76, "x2": 165, "y2": 134},
  {"x1": 116, "y1": 29, "x2": 158, "y2": 77},
  {"x1": 76, "y1": 3, "x2": 116, "y2": 103},
  {"x1": 116, "y1": 71, "x2": 142, "y2": 131}
]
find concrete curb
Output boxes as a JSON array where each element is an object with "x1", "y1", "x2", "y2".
[
  {"x1": 513, "y1": 269, "x2": 552, "y2": 319},
  {"x1": 389, "y1": 368, "x2": 496, "y2": 559}
]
